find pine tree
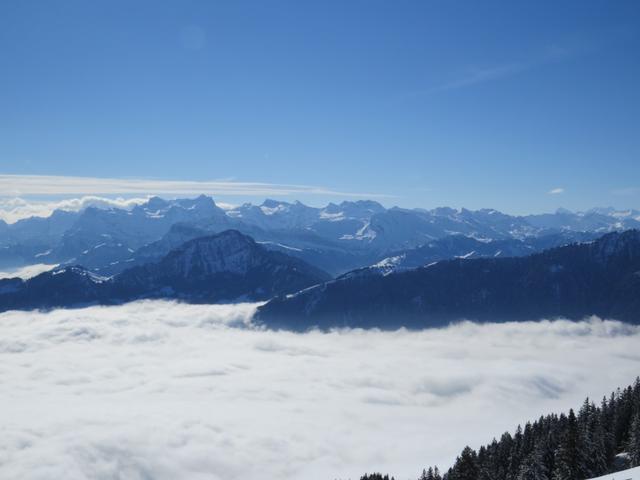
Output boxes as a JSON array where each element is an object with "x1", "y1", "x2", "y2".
[
  {"x1": 455, "y1": 446, "x2": 479, "y2": 480},
  {"x1": 600, "y1": 395, "x2": 616, "y2": 469},
  {"x1": 360, "y1": 474, "x2": 394, "y2": 480},
  {"x1": 507, "y1": 425, "x2": 524, "y2": 480},
  {"x1": 517, "y1": 447, "x2": 549, "y2": 480},
  {"x1": 628, "y1": 411, "x2": 640, "y2": 467},
  {"x1": 497, "y1": 432, "x2": 515, "y2": 480},
  {"x1": 553, "y1": 409, "x2": 580, "y2": 480},
  {"x1": 614, "y1": 386, "x2": 634, "y2": 449},
  {"x1": 477, "y1": 445, "x2": 494, "y2": 480},
  {"x1": 578, "y1": 399, "x2": 608, "y2": 477}
]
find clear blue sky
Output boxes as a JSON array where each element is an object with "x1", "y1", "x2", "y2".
[{"x1": 1, "y1": 0, "x2": 639, "y2": 214}]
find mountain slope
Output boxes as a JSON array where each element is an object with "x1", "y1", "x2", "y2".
[
  {"x1": 348, "y1": 231, "x2": 601, "y2": 277},
  {"x1": 256, "y1": 230, "x2": 640, "y2": 330},
  {"x1": 0, "y1": 230, "x2": 330, "y2": 312},
  {"x1": 112, "y1": 230, "x2": 331, "y2": 302},
  {"x1": 0, "y1": 266, "x2": 109, "y2": 311},
  {"x1": 588, "y1": 466, "x2": 640, "y2": 480}
]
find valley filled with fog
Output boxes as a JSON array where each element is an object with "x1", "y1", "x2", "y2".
[{"x1": 0, "y1": 302, "x2": 638, "y2": 480}]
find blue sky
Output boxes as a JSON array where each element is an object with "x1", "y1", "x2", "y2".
[{"x1": 0, "y1": 0, "x2": 639, "y2": 214}]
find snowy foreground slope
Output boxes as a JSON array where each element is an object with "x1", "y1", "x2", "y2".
[
  {"x1": 1, "y1": 302, "x2": 640, "y2": 480},
  {"x1": 589, "y1": 466, "x2": 640, "y2": 480}
]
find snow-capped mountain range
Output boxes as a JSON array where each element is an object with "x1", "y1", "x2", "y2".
[
  {"x1": 2, "y1": 196, "x2": 640, "y2": 327},
  {"x1": 1, "y1": 195, "x2": 639, "y2": 276}
]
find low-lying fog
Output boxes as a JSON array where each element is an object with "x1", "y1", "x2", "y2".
[
  {"x1": 0, "y1": 263, "x2": 58, "y2": 280},
  {"x1": 0, "y1": 301, "x2": 638, "y2": 480}
]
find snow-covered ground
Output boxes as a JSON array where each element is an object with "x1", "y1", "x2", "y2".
[
  {"x1": 1, "y1": 302, "x2": 640, "y2": 480},
  {"x1": 589, "y1": 466, "x2": 640, "y2": 480}
]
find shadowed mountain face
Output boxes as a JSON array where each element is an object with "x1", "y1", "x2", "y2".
[
  {"x1": 256, "y1": 230, "x2": 640, "y2": 330},
  {"x1": 0, "y1": 230, "x2": 330, "y2": 312},
  {"x1": 112, "y1": 230, "x2": 331, "y2": 302}
]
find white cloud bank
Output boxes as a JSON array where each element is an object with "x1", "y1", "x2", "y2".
[
  {"x1": 0, "y1": 196, "x2": 150, "y2": 223},
  {"x1": 0, "y1": 175, "x2": 392, "y2": 222},
  {"x1": 0, "y1": 302, "x2": 639, "y2": 480},
  {"x1": 0, "y1": 263, "x2": 58, "y2": 280}
]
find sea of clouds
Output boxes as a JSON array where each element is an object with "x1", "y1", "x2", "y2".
[{"x1": 0, "y1": 301, "x2": 639, "y2": 480}]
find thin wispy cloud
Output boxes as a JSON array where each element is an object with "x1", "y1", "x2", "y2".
[
  {"x1": 0, "y1": 174, "x2": 390, "y2": 199},
  {"x1": 612, "y1": 187, "x2": 639, "y2": 196},
  {"x1": 548, "y1": 187, "x2": 565, "y2": 195},
  {"x1": 434, "y1": 61, "x2": 531, "y2": 92},
  {"x1": 413, "y1": 45, "x2": 575, "y2": 97}
]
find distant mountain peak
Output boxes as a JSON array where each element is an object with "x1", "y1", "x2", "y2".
[
  {"x1": 555, "y1": 207, "x2": 574, "y2": 215},
  {"x1": 432, "y1": 207, "x2": 459, "y2": 216},
  {"x1": 175, "y1": 194, "x2": 219, "y2": 211},
  {"x1": 182, "y1": 229, "x2": 253, "y2": 247},
  {"x1": 160, "y1": 230, "x2": 261, "y2": 277},
  {"x1": 261, "y1": 198, "x2": 289, "y2": 208},
  {"x1": 145, "y1": 196, "x2": 170, "y2": 210}
]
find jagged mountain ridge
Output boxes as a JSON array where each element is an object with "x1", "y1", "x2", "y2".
[{"x1": 2, "y1": 195, "x2": 639, "y2": 275}]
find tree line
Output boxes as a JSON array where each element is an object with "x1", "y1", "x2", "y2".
[{"x1": 357, "y1": 378, "x2": 640, "y2": 480}]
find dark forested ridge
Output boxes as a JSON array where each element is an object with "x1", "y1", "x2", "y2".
[
  {"x1": 353, "y1": 378, "x2": 640, "y2": 480},
  {"x1": 259, "y1": 230, "x2": 640, "y2": 330}
]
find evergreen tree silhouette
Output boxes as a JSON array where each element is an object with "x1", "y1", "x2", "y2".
[
  {"x1": 628, "y1": 411, "x2": 640, "y2": 467},
  {"x1": 354, "y1": 378, "x2": 640, "y2": 480}
]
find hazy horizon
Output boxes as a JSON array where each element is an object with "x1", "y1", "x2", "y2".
[{"x1": 1, "y1": 188, "x2": 639, "y2": 224}]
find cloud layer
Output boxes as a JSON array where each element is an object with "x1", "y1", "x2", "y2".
[
  {"x1": 0, "y1": 263, "x2": 58, "y2": 280},
  {"x1": 0, "y1": 175, "x2": 392, "y2": 222},
  {"x1": 0, "y1": 196, "x2": 150, "y2": 223},
  {"x1": 0, "y1": 174, "x2": 388, "y2": 198},
  {"x1": 0, "y1": 302, "x2": 639, "y2": 480}
]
